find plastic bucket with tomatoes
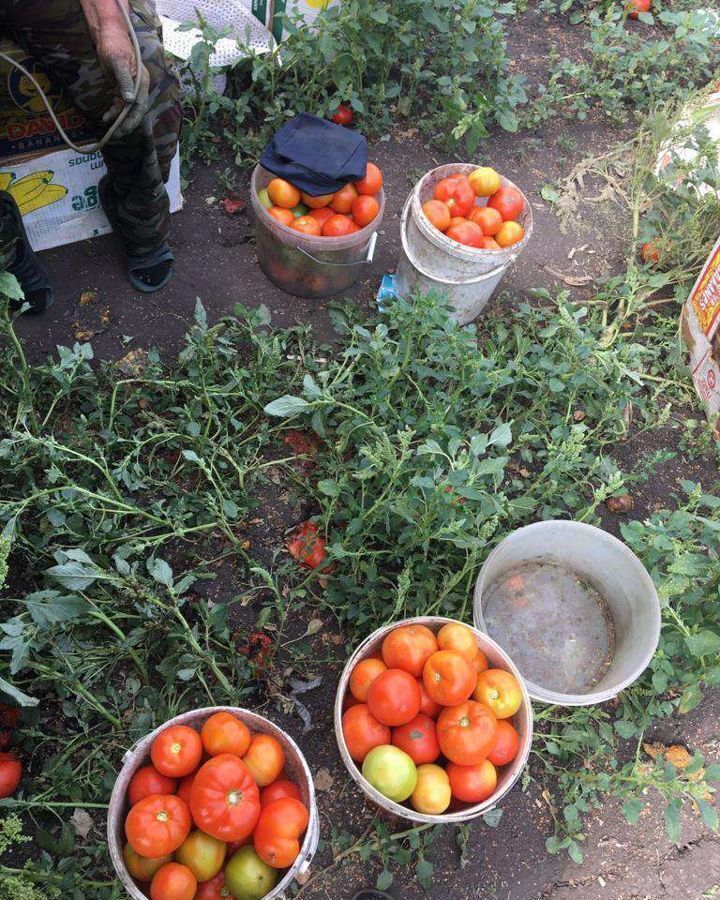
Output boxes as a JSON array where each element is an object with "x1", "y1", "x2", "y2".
[
  {"x1": 107, "y1": 706, "x2": 320, "y2": 899},
  {"x1": 334, "y1": 616, "x2": 533, "y2": 825},
  {"x1": 251, "y1": 165, "x2": 385, "y2": 300},
  {"x1": 395, "y1": 164, "x2": 533, "y2": 324}
]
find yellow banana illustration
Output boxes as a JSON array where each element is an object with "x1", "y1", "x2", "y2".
[
  {"x1": 17, "y1": 183, "x2": 67, "y2": 215},
  {"x1": 0, "y1": 173, "x2": 13, "y2": 192},
  {"x1": 9, "y1": 170, "x2": 54, "y2": 205}
]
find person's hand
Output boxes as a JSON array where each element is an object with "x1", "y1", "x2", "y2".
[{"x1": 94, "y1": 10, "x2": 150, "y2": 138}]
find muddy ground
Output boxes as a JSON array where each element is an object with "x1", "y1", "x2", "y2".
[{"x1": 10, "y1": 6, "x2": 720, "y2": 899}]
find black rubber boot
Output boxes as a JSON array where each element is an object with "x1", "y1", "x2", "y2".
[{"x1": 1, "y1": 193, "x2": 54, "y2": 314}]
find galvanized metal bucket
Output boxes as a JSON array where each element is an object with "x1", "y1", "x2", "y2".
[
  {"x1": 107, "y1": 706, "x2": 320, "y2": 899},
  {"x1": 395, "y1": 164, "x2": 533, "y2": 324},
  {"x1": 474, "y1": 521, "x2": 661, "y2": 706},
  {"x1": 334, "y1": 616, "x2": 533, "y2": 825}
]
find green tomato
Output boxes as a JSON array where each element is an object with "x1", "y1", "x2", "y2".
[
  {"x1": 291, "y1": 203, "x2": 308, "y2": 218},
  {"x1": 224, "y1": 846, "x2": 278, "y2": 900},
  {"x1": 174, "y1": 829, "x2": 226, "y2": 882},
  {"x1": 362, "y1": 744, "x2": 417, "y2": 802},
  {"x1": 258, "y1": 188, "x2": 272, "y2": 209}
]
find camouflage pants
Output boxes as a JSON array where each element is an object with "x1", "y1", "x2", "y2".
[{"x1": 0, "y1": 0, "x2": 181, "y2": 262}]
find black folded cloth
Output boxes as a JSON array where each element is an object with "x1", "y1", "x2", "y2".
[{"x1": 260, "y1": 113, "x2": 367, "y2": 196}]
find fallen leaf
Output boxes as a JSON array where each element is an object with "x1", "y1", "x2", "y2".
[
  {"x1": 314, "y1": 768, "x2": 335, "y2": 792},
  {"x1": 573, "y1": 410, "x2": 586, "y2": 421},
  {"x1": 665, "y1": 745, "x2": 692, "y2": 770},
  {"x1": 643, "y1": 741, "x2": 664, "y2": 760},
  {"x1": 306, "y1": 618, "x2": 323, "y2": 637},
  {"x1": 295, "y1": 869, "x2": 311, "y2": 885},
  {"x1": 222, "y1": 197, "x2": 246, "y2": 215},
  {"x1": 544, "y1": 266, "x2": 594, "y2": 287},
  {"x1": 116, "y1": 348, "x2": 150, "y2": 377},
  {"x1": 70, "y1": 808, "x2": 93, "y2": 839},
  {"x1": 73, "y1": 327, "x2": 95, "y2": 341},
  {"x1": 79, "y1": 289, "x2": 98, "y2": 306}
]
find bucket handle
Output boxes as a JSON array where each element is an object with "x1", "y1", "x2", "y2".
[{"x1": 295, "y1": 231, "x2": 377, "y2": 267}]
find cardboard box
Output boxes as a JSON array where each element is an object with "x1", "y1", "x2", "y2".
[
  {"x1": 270, "y1": 0, "x2": 336, "y2": 43},
  {"x1": 0, "y1": 146, "x2": 182, "y2": 252},
  {"x1": 682, "y1": 234, "x2": 720, "y2": 434},
  {"x1": 0, "y1": 40, "x2": 94, "y2": 158}
]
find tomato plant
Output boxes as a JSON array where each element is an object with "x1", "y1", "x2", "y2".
[
  {"x1": 381, "y1": 625, "x2": 438, "y2": 677},
  {"x1": 392, "y1": 713, "x2": 440, "y2": 765},
  {"x1": 151, "y1": 726, "x2": 204, "y2": 778},
  {"x1": 125, "y1": 794, "x2": 192, "y2": 857},
  {"x1": 253, "y1": 797, "x2": 309, "y2": 868},
  {"x1": 128, "y1": 765, "x2": 178, "y2": 806},
  {"x1": 190, "y1": 754, "x2": 260, "y2": 842},
  {"x1": 423, "y1": 651, "x2": 476, "y2": 706},
  {"x1": 243, "y1": 734, "x2": 285, "y2": 787},
  {"x1": 342, "y1": 703, "x2": 392, "y2": 762},
  {"x1": 366, "y1": 668, "x2": 422, "y2": 726}
]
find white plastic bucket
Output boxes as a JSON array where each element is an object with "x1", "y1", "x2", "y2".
[
  {"x1": 394, "y1": 163, "x2": 533, "y2": 323},
  {"x1": 334, "y1": 616, "x2": 533, "y2": 825},
  {"x1": 107, "y1": 706, "x2": 320, "y2": 899},
  {"x1": 473, "y1": 522, "x2": 661, "y2": 706}
]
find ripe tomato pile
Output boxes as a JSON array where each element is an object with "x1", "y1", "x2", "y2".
[
  {"x1": 122, "y1": 712, "x2": 308, "y2": 900},
  {"x1": 341, "y1": 622, "x2": 524, "y2": 816},
  {"x1": 422, "y1": 166, "x2": 526, "y2": 251},
  {"x1": 257, "y1": 162, "x2": 383, "y2": 238}
]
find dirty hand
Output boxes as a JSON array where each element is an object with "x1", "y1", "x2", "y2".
[{"x1": 94, "y1": 10, "x2": 150, "y2": 138}]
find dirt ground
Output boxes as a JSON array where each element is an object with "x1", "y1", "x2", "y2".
[{"x1": 10, "y1": 8, "x2": 720, "y2": 899}]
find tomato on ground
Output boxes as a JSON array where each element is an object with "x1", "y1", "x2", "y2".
[
  {"x1": 125, "y1": 794, "x2": 191, "y2": 857},
  {"x1": 322, "y1": 214, "x2": 359, "y2": 236},
  {"x1": 410, "y1": 763, "x2": 451, "y2": 815},
  {"x1": 150, "y1": 862, "x2": 197, "y2": 900},
  {"x1": 487, "y1": 186, "x2": 523, "y2": 221},
  {"x1": 190, "y1": 754, "x2": 260, "y2": 842},
  {"x1": 174, "y1": 829, "x2": 226, "y2": 882},
  {"x1": 437, "y1": 701, "x2": 498, "y2": 765},
  {"x1": 201, "y1": 712, "x2": 251, "y2": 759},
  {"x1": 354, "y1": 162, "x2": 383, "y2": 196},
  {"x1": 253, "y1": 797, "x2": 309, "y2": 868},
  {"x1": 468, "y1": 167, "x2": 501, "y2": 197},
  {"x1": 151, "y1": 726, "x2": 203, "y2": 778},
  {"x1": 308, "y1": 207, "x2": 335, "y2": 227},
  {"x1": 349, "y1": 658, "x2": 388, "y2": 702},
  {"x1": 446, "y1": 759, "x2": 497, "y2": 803},
  {"x1": 436, "y1": 623, "x2": 478, "y2": 662},
  {"x1": 0, "y1": 752, "x2": 22, "y2": 799},
  {"x1": 331, "y1": 103, "x2": 353, "y2": 125},
  {"x1": 300, "y1": 190, "x2": 334, "y2": 209},
  {"x1": 469, "y1": 206, "x2": 503, "y2": 236},
  {"x1": 351, "y1": 195, "x2": 380, "y2": 227},
  {"x1": 392, "y1": 713, "x2": 440, "y2": 765},
  {"x1": 267, "y1": 178, "x2": 300, "y2": 209},
  {"x1": 123, "y1": 843, "x2": 172, "y2": 882},
  {"x1": 495, "y1": 221, "x2": 524, "y2": 248},
  {"x1": 641, "y1": 241, "x2": 659, "y2": 263},
  {"x1": 627, "y1": 0, "x2": 651, "y2": 17},
  {"x1": 225, "y1": 846, "x2": 278, "y2": 898},
  {"x1": 381, "y1": 624, "x2": 438, "y2": 677},
  {"x1": 473, "y1": 669, "x2": 523, "y2": 719},
  {"x1": 342, "y1": 703, "x2": 392, "y2": 762},
  {"x1": 423, "y1": 199, "x2": 452, "y2": 232},
  {"x1": 433, "y1": 176, "x2": 475, "y2": 217},
  {"x1": 446, "y1": 220, "x2": 484, "y2": 248},
  {"x1": 127, "y1": 765, "x2": 177, "y2": 806},
  {"x1": 291, "y1": 215, "x2": 322, "y2": 236},
  {"x1": 268, "y1": 207, "x2": 295, "y2": 226},
  {"x1": 423, "y1": 650, "x2": 476, "y2": 706},
  {"x1": 243, "y1": 734, "x2": 285, "y2": 787},
  {"x1": 260, "y1": 778, "x2": 302, "y2": 807},
  {"x1": 417, "y1": 679, "x2": 441, "y2": 718},
  {"x1": 287, "y1": 521, "x2": 326, "y2": 568},
  {"x1": 330, "y1": 183, "x2": 358, "y2": 214},
  {"x1": 487, "y1": 719, "x2": 520, "y2": 766},
  {"x1": 366, "y1": 669, "x2": 422, "y2": 726}
]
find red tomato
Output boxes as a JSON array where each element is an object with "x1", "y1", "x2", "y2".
[
  {"x1": 366, "y1": 669, "x2": 422, "y2": 726},
  {"x1": 342, "y1": 703, "x2": 391, "y2": 762},
  {"x1": 433, "y1": 176, "x2": 474, "y2": 217},
  {"x1": 201, "y1": 713, "x2": 251, "y2": 759},
  {"x1": 627, "y1": 0, "x2": 651, "y2": 17},
  {"x1": 123, "y1": 843, "x2": 172, "y2": 882},
  {"x1": 487, "y1": 186, "x2": 523, "y2": 221},
  {"x1": 253, "y1": 798, "x2": 309, "y2": 869},
  {"x1": 189, "y1": 754, "x2": 260, "y2": 842},
  {"x1": 308, "y1": 207, "x2": 335, "y2": 227},
  {"x1": 194, "y1": 872, "x2": 230, "y2": 899},
  {"x1": 331, "y1": 103, "x2": 354, "y2": 125},
  {"x1": 481, "y1": 236, "x2": 501, "y2": 250},
  {"x1": 128, "y1": 765, "x2": 177, "y2": 807},
  {"x1": 331, "y1": 183, "x2": 358, "y2": 214},
  {"x1": 260, "y1": 779, "x2": 302, "y2": 807},
  {"x1": 392, "y1": 714, "x2": 440, "y2": 765},
  {"x1": 487, "y1": 720, "x2": 520, "y2": 767},
  {"x1": 417, "y1": 679, "x2": 441, "y2": 718},
  {"x1": 176, "y1": 772, "x2": 196, "y2": 806},
  {"x1": 436, "y1": 623, "x2": 478, "y2": 662},
  {"x1": 381, "y1": 625, "x2": 438, "y2": 677},
  {"x1": 267, "y1": 178, "x2": 300, "y2": 209},
  {"x1": 349, "y1": 658, "x2": 388, "y2": 702},
  {"x1": 291, "y1": 215, "x2": 322, "y2": 236},
  {"x1": 641, "y1": 241, "x2": 660, "y2": 264},
  {"x1": 287, "y1": 521, "x2": 326, "y2": 569},
  {"x1": 437, "y1": 701, "x2": 498, "y2": 765},
  {"x1": 473, "y1": 669, "x2": 523, "y2": 719},
  {"x1": 351, "y1": 195, "x2": 379, "y2": 227},
  {"x1": 322, "y1": 214, "x2": 359, "y2": 236},
  {"x1": 446, "y1": 759, "x2": 497, "y2": 803},
  {"x1": 268, "y1": 207, "x2": 295, "y2": 227},
  {"x1": 125, "y1": 794, "x2": 191, "y2": 857},
  {"x1": 225, "y1": 835, "x2": 252, "y2": 856},
  {"x1": 468, "y1": 206, "x2": 503, "y2": 236},
  {"x1": 423, "y1": 199, "x2": 452, "y2": 232},
  {"x1": 151, "y1": 726, "x2": 203, "y2": 778},
  {"x1": 243, "y1": 734, "x2": 285, "y2": 787},
  {"x1": 448, "y1": 216, "x2": 468, "y2": 228},
  {"x1": 0, "y1": 752, "x2": 21, "y2": 798},
  {"x1": 354, "y1": 162, "x2": 383, "y2": 196},
  {"x1": 495, "y1": 221, "x2": 524, "y2": 248},
  {"x1": 446, "y1": 221, "x2": 484, "y2": 248},
  {"x1": 423, "y1": 651, "x2": 476, "y2": 706},
  {"x1": 470, "y1": 650, "x2": 489, "y2": 674},
  {"x1": 300, "y1": 190, "x2": 335, "y2": 209},
  {"x1": 150, "y1": 862, "x2": 197, "y2": 900}
]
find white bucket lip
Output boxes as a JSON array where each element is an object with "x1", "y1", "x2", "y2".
[
  {"x1": 334, "y1": 615, "x2": 534, "y2": 825},
  {"x1": 473, "y1": 521, "x2": 662, "y2": 706},
  {"x1": 107, "y1": 706, "x2": 320, "y2": 900},
  {"x1": 412, "y1": 163, "x2": 534, "y2": 261}
]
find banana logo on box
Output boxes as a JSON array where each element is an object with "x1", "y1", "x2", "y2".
[{"x1": 0, "y1": 170, "x2": 68, "y2": 215}]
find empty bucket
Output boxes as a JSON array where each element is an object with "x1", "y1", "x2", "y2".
[{"x1": 473, "y1": 521, "x2": 661, "y2": 706}]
